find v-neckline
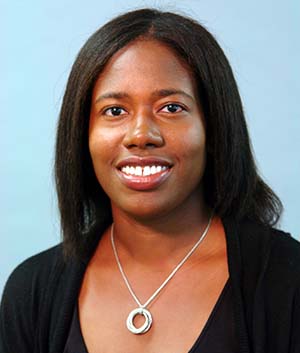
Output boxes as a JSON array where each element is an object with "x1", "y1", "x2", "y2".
[
  {"x1": 68, "y1": 278, "x2": 230, "y2": 353},
  {"x1": 188, "y1": 278, "x2": 231, "y2": 352}
]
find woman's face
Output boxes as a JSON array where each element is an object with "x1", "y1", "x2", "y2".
[{"x1": 89, "y1": 39, "x2": 206, "y2": 220}]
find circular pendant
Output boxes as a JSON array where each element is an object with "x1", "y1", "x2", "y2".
[{"x1": 126, "y1": 307, "x2": 153, "y2": 334}]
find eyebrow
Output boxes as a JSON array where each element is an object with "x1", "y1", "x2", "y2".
[
  {"x1": 152, "y1": 89, "x2": 194, "y2": 101},
  {"x1": 95, "y1": 92, "x2": 129, "y2": 103},
  {"x1": 95, "y1": 88, "x2": 194, "y2": 103}
]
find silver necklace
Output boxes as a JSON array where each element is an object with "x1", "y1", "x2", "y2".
[{"x1": 110, "y1": 214, "x2": 213, "y2": 335}]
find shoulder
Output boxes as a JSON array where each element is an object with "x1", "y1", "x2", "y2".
[
  {"x1": 224, "y1": 217, "x2": 300, "y2": 284},
  {"x1": 223, "y1": 218, "x2": 300, "y2": 348},
  {"x1": 247, "y1": 220, "x2": 299, "y2": 270},
  {"x1": 268, "y1": 227, "x2": 300, "y2": 264},
  {"x1": 0, "y1": 244, "x2": 65, "y2": 352},
  {"x1": 231, "y1": 217, "x2": 299, "y2": 257},
  {"x1": 0, "y1": 244, "x2": 65, "y2": 318},
  {"x1": 267, "y1": 228, "x2": 300, "y2": 287},
  {"x1": 240, "y1": 223, "x2": 300, "y2": 349},
  {"x1": 234, "y1": 218, "x2": 300, "y2": 286},
  {"x1": 2, "y1": 244, "x2": 65, "y2": 299}
]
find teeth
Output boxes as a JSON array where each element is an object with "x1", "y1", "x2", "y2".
[
  {"x1": 136, "y1": 166, "x2": 142, "y2": 176},
  {"x1": 150, "y1": 166, "x2": 156, "y2": 175},
  {"x1": 121, "y1": 165, "x2": 168, "y2": 176},
  {"x1": 129, "y1": 166, "x2": 135, "y2": 175},
  {"x1": 143, "y1": 166, "x2": 151, "y2": 176},
  {"x1": 124, "y1": 166, "x2": 130, "y2": 175}
]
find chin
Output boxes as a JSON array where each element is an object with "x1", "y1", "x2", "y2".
[{"x1": 112, "y1": 198, "x2": 176, "y2": 222}]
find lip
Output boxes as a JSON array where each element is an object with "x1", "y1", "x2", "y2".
[{"x1": 115, "y1": 156, "x2": 173, "y2": 191}]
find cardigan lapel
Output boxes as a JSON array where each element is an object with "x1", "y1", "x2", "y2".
[
  {"x1": 48, "y1": 258, "x2": 88, "y2": 353},
  {"x1": 223, "y1": 217, "x2": 251, "y2": 353}
]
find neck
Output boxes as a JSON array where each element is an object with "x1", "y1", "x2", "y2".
[{"x1": 109, "y1": 201, "x2": 215, "y2": 269}]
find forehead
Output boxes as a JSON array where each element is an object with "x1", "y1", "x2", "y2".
[{"x1": 92, "y1": 39, "x2": 197, "y2": 96}]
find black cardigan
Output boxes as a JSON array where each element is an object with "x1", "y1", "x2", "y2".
[{"x1": 1, "y1": 218, "x2": 300, "y2": 353}]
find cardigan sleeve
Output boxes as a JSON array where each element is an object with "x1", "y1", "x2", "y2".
[
  {"x1": 0, "y1": 260, "x2": 37, "y2": 353},
  {"x1": 0, "y1": 245, "x2": 63, "y2": 353},
  {"x1": 290, "y1": 285, "x2": 300, "y2": 353}
]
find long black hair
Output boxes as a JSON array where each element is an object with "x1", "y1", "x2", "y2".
[{"x1": 55, "y1": 8, "x2": 282, "y2": 259}]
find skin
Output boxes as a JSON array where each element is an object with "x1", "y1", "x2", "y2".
[
  {"x1": 79, "y1": 39, "x2": 228, "y2": 353},
  {"x1": 89, "y1": 39, "x2": 206, "y2": 223}
]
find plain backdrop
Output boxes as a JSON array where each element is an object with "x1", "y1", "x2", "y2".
[{"x1": 1, "y1": 0, "x2": 299, "y2": 295}]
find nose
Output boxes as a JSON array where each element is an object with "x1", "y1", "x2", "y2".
[{"x1": 123, "y1": 111, "x2": 164, "y2": 149}]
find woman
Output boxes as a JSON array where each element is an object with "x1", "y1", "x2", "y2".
[{"x1": 0, "y1": 8, "x2": 299, "y2": 353}]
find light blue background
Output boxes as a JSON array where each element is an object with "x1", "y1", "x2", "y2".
[{"x1": 1, "y1": 0, "x2": 299, "y2": 295}]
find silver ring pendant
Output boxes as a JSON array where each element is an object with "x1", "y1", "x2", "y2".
[{"x1": 126, "y1": 308, "x2": 152, "y2": 334}]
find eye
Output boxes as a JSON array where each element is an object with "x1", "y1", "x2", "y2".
[
  {"x1": 103, "y1": 106, "x2": 127, "y2": 116},
  {"x1": 160, "y1": 103, "x2": 185, "y2": 113}
]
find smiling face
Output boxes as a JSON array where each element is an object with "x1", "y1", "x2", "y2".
[{"x1": 89, "y1": 39, "x2": 207, "y2": 220}]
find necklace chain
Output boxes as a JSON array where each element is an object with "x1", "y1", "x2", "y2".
[{"x1": 110, "y1": 214, "x2": 213, "y2": 309}]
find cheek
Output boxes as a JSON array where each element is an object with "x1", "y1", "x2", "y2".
[
  {"x1": 88, "y1": 132, "x2": 115, "y2": 198},
  {"x1": 88, "y1": 126, "x2": 117, "y2": 164},
  {"x1": 88, "y1": 130, "x2": 114, "y2": 193},
  {"x1": 178, "y1": 122, "x2": 206, "y2": 160},
  {"x1": 177, "y1": 123, "x2": 206, "y2": 182},
  {"x1": 89, "y1": 132, "x2": 103, "y2": 160}
]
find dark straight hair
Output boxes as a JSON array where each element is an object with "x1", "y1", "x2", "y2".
[{"x1": 55, "y1": 8, "x2": 282, "y2": 259}]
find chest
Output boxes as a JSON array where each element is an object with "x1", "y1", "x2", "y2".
[{"x1": 78, "y1": 257, "x2": 229, "y2": 353}]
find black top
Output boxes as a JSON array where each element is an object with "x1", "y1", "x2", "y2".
[
  {"x1": 1, "y1": 218, "x2": 300, "y2": 353},
  {"x1": 63, "y1": 280, "x2": 238, "y2": 353}
]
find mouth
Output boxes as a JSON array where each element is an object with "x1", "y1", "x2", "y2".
[
  {"x1": 116, "y1": 157, "x2": 173, "y2": 191},
  {"x1": 120, "y1": 165, "x2": 169, "y2": 177}
]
